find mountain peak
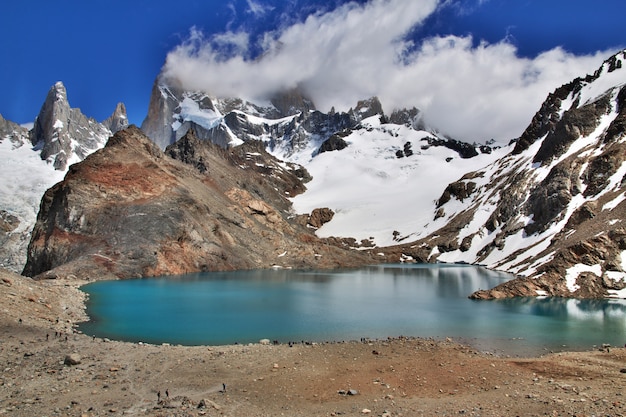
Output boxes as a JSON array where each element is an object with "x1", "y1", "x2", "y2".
[
  {"x1": 102, "y1": 102, "x2": 129, "y2": 133},
  {"x1": 30, "y1": 82, "x2": 116, "y2": 170},
  {"x1": 270, "y1": 88, "x2": 316, "y2": 116}
]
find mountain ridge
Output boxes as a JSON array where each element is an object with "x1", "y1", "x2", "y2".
[
  {"x1": 4, "y1": 49, "x2": 626, "y2": 300},
  {"x1": 384, "y1": 49, "x2": 626, "y2": 298}
]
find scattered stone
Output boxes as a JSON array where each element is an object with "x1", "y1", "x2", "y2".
[
  {"x1": 361, "y1": 408, "x2": 371, "y2": 414},
  {"x1": 64, "y1": 353, "x2": 81, "y2": 366},
  {"x1": 348, "y1": 389, "x2": 359, "y2": 396},
  {"x1": 198, "y1": 399, "x2": 221, "y2": 410},
  {"x1": 259, "y1": 339, "x2": 271, "y2": 345}
]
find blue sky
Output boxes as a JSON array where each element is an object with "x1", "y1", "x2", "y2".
[{"x1": 0, "y1": 0, "x2": 624, "y2": 142}]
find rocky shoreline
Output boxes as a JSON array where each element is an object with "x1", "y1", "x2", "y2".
[{"x1": 2, "y1": 267, "x2": 626, "y2": 416}]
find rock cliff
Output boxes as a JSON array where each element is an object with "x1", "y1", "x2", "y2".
[{"x1": 23, "y1": 126, "x2": 371, "y2": 280}]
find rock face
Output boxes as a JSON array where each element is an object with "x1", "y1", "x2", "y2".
[
  {"x1": 140, "y1": 76, "x2": 480, "y2": 164},
  {"x1": 390, "y1": 49, "x2": 626, "y2": 298},
  {"x1": 23, "y1": 126, "x2": 371, "y2": 280},
  {"x1": 0, "y1": 113, "x2": 29, "y2": 142},
  {"x1": 0, "y1": 83, "x2": 127, "y2": 273},
  {"x1": 30, "y1": 82, "x2": 127, "y2": 170},
  {"x1": 102, "y1": 102, "x2": 128, "y2": 133},
  {"x1": 140, "y1": 77, "x2": 357, "y2": 157}
]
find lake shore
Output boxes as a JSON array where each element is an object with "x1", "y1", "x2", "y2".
[{"x1": 1, "y1": 268, "x2": 625, "y2": 416}]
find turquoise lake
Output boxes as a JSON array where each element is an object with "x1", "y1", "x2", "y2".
[{"x1": 79, "y1": 264, "x2": 626, "y2": 355}]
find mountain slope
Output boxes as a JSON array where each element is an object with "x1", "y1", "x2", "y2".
[
  {"x1": 390, "y1": 50, "x2": 626, "y2": 298},
  {"x1": 0, "y1": 83, "x2": 127, "y2": 271},
  {"x1": 139, "y1": 74, "x2": 503, "y2": 248},
  {"x1": 22, "y1": 126, "x2": 371, "y2": 280}
]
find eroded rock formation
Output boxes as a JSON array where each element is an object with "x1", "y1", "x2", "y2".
[{"x1": 23, "y1": 127, "x2": 371, "y2": 280}]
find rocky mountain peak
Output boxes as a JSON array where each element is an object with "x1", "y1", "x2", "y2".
[
  {"x1": 102, "y1": 102, "x2": 129, "y2": 133},
  {"x1": 351, "y1": 96, "x2": 384, "y2": 122},
  {"x1": 270, "y1": 88, "x2": 316, "y2": 116},
  {"x1": 29, "y1": 82, "x2": 121, "y2": 170},
  {"x1": 513, "y1": 49, "x2": 626, "y2": 159},
  {"x1": 389, "y1": 107, "x2": 423, "y2": 129},
  {"x1": 0, "y1": 113, "x2": 29, "y2": 144}
]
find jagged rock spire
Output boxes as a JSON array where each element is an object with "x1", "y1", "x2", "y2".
[
  {"x1": 29, "y1": 81, "x2": 117, "y2": 170},
  {"x1": 102, "y1": 102, "x2": 129, "y2": 133}
]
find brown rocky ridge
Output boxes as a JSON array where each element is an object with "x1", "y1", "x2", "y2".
[{"x1": 22, "y1": 125, "x2": 372, "y2": 281}]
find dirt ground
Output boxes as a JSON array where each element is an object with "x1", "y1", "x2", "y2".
[{"x1": 1, "y1": 268, "x2": 625, "y2": 416}]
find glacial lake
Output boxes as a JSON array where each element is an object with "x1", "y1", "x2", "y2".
[{"x1": 79, "y1": 264, "x2": 626, "y2": 356}]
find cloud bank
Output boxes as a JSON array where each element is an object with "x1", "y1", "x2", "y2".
[{"x1": 162, "y1": 0, "x2": 611, "y2": 143}]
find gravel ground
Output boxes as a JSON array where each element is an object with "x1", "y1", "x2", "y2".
[{"x1": 1, "y1": 268, "x2": 625, "y2": 416}]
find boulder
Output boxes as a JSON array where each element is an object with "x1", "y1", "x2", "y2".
[{"x1": 64, "y1": 353, "x2": 81, "y2": 366}]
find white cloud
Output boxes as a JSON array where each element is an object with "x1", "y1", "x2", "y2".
[
  {"x1": 162, "y1": 0, "x2": 612, "y2": 143},
  {"x1": 245, "y1": 0, "x2": 274, "y2": 17}
]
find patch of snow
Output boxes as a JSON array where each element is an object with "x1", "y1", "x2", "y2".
[
  {"x1": 605, "y1": 270, "x2": 626, "y2": 282},
  {"x1": 290, "y1": 123, "x2": 508, "y2": 247},
  {"x1": 578, "y1": 61, "x2": 626, "y2": 107},
  {"x1": 53, "y1": 119, "x2": 64, "y2": 129},
  {"x1": 178, "y1": 97, "x2": 223, "y2": 131},
  {"x1": 0, "y1": 137, "x2": 66, "y2": 234},
  {"x1": 242, "y1": 111, "x2": 297, "y2": 127},
  {"x1": 565, "y1": 263, "x2": 602, "y2": 293},
  {"x1": 608, "y1": 288, "x2": 626, "y2": 298}
]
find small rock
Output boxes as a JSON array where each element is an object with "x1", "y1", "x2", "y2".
[
  {"x1": 348, "y1": 389, "x2": 359, "y2": 396},
  {"x1": 64, "y1": 353, "x2": 81, "y2": 366},
  {"x1": 198, "y1": 399, "x2": 221, "y2": 410},
  {"x1": 361, "y1": 408, "x2": 371, "y2": 414},
  {"x1": 259, "y1": 339, "x2": 271, "y2": 345}
]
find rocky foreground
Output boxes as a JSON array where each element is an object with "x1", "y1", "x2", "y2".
[{"x1": 1, "y1": 268, "x2": 625, "y2": 416}]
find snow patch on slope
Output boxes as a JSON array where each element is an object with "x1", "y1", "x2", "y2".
[
  {"x1": 291, "y1": 117, "x2": 507, "y2": 246},
  {"x1": 0, "y1": 137, "x2": 66, "y2": 234}
]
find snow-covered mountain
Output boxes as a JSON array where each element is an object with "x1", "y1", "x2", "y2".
[
  {"x1": 140, "y1": 74, "x2": 503, "y2": 242},
  {"x1": 140, "y1": 49, "x2": 626, "y2": 298},
  {"x1": 141, "y1": 76, "x2": 432, "y2": 162},
  {"x1": 0, "y1": 82, "x2": 127, "y2": 271},
  {"x1": 401, "y1": 50, "x2": 626, "y2": 298},
  {"x1": 140, "y1": 74, "x2": 503, "y2": 247},
  {"x1": 4, "y1": 46, "x2": 626, "y2": 299}
]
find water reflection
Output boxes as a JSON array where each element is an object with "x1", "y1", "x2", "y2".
[{"x1": 79, "y1": 265, "x2": 626, "y2": 354}]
